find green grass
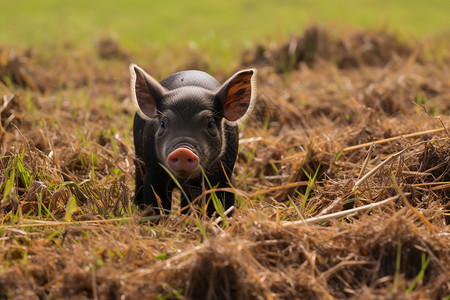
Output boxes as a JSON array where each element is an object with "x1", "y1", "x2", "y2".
[{"x1": 2, "y1": 0, "x2": 450, "y2": 54}]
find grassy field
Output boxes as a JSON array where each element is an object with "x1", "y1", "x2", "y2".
[
  {"x1": 2, "y1": 0, "x2": 449, "y2": 71},
  {"x1": 2, "y1": 0, "x2": 450, "y2": 51},
  {"x1": 1, "y1": 2, "x2": 450, "y2": 299}
]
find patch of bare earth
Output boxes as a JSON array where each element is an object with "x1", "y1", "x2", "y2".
[{"x1": 1, "y1": 26, "x2": 449, "y2": 299}]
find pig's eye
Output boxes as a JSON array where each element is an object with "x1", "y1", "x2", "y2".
[
  {"x1": 160, "y1": 121, "x2": 166, "y2": 128},
  {"x1": 206, "y1": 119, "x2": 217, "y2": 136}
]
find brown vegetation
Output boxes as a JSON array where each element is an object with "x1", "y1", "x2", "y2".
[{"x1": 0, "y1": 26, "x2": 449, "y2": 299}]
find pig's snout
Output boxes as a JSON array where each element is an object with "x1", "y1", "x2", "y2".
[{"x1": 167, "y1": 148, "x2": 199, "y2": 175}]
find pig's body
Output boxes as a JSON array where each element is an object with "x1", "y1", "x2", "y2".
[{"x1": 130, "y1": 65, "x2": 256, "y2": 216}]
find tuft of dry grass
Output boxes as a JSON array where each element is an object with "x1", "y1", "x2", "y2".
[{"x1": 0, "y1": 26, "x2": 449, "y2": 299}]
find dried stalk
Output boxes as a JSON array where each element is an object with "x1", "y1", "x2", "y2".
[
  {"x1": 282, "y1": 194, "x2": 406, "y2": 226},
  {"x1": 352, "y1": 147, "x2": 409, "y2": 192},
  {"x1": 343, "y1": 128, "x2": 445, "y2": 152}
]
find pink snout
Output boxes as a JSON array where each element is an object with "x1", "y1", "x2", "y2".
[{"x1": 167, "y1": 148, "x2": 199, "y2": 175}]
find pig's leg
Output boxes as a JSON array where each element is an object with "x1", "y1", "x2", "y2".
[
  {"x1": 143, "y1": 168, "x2": 172, "y2": 214},
  {"x1": 179, "y1": 185, "x2": 201, "y2": 214},
  {"x1": 133, "y1": 159, "x2": 145, "y2": 207},
  {"x1": 177, "y1": 175, "x2": 235, "y2": 217},
  {"x1": 182, "y1": 168, "x2": 236, "y2": 217},
  {"x1": 205, "y1": 174, "x2": 235, "y2": 217},
  {"x1": 223, "y1": 174, "x2": 236, "y2": 212},
  {"x1": 179, "y1": 195, "x2": 190, "y2": 214}
]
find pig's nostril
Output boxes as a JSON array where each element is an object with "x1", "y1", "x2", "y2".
[{"x1": 167, "y1": 148, "x2": 199, "y2": 174}]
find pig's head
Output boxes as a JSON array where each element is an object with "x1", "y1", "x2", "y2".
[{"x1": 130, "y1": 64, "x2": 256, "y2": 179}]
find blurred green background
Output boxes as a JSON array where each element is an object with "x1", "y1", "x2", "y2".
[{"x1": 2, "y1": 0, "x2": 449, "y2": 52}]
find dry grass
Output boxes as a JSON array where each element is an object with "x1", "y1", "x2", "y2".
[{"x1": 1, "y1": 26, "x2": 449, "y2": 299}]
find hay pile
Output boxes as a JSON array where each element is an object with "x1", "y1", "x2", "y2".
[{"x1": 0, "y1": 26, "x2": 449, "y2": 299}]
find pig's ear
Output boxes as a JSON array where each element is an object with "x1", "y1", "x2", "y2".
[
  {"x1": 216, "y1": 68, "x2": 257, "y2": 122},
  {"x1": 130, "y1": 64, "x2": 166, "y2": 119}
]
